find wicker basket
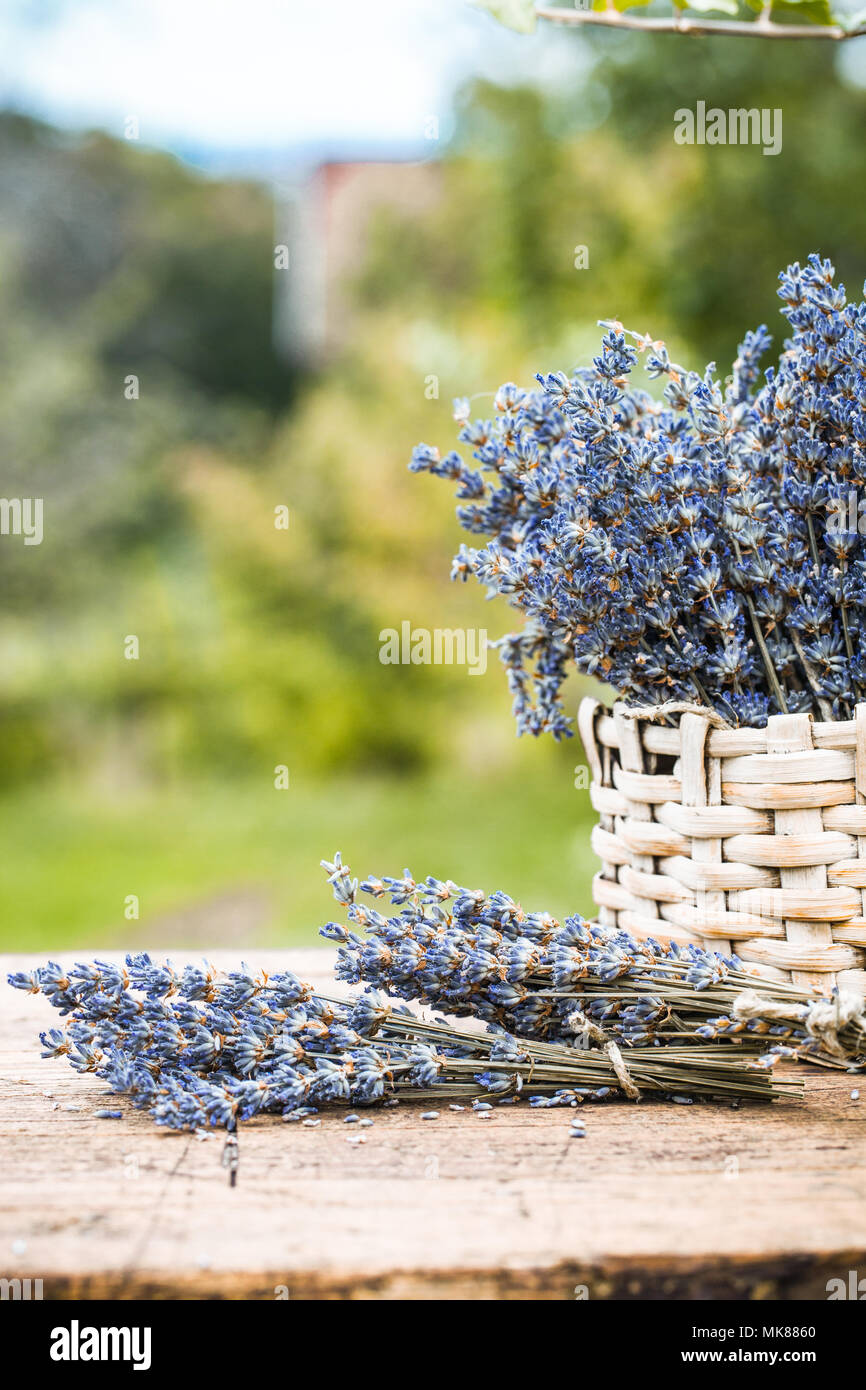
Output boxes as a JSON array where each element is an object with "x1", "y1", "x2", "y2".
[{"x1": 578, "y1": 697, "x2": 866, "y2": 994}]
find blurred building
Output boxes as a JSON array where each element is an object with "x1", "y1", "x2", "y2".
[{"x1": 274, "y1": 159, "x2": 442, "y2": 365}]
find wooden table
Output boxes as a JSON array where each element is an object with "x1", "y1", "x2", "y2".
[{"x1": 3, "y1": 949, "x2": 866, "y2": 1300}]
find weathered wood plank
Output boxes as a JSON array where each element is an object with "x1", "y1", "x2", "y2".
[{"x1": 2, "y1": 950, "x2": 866, "y2": 1300}]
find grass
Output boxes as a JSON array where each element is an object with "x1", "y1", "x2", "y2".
[{"x1": 0, "y1": 760, "x2": 597, "y2": 954}]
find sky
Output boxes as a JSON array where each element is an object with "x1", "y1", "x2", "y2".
[{"x1": 0, "y1": 0, "x2": 585, "y2": 170}]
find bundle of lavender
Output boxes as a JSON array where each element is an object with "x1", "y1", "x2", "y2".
[
  {"x1": 8, "y1": 951, "x2": 797, "y2": 1131},
  {"x1": 411, "y1": 254, "x2": 866, "y2": 736},
  {"x1": 320, "y1": 854, "x2": 866, "y2": 1068}
]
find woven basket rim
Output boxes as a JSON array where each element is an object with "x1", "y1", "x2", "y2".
[{"x1": 583, "y1": 697, "x2": 864, "y2": 761}]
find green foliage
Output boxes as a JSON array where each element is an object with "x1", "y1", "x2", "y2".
[
  {"x1": 476, "y1": 0, "x2": 857, "y2": 23},
  {"x1": 0, "y1": 114, "x2": 482, "y2": 792},
  {"x1": 594, "y1": 0, "x2": 653, "y2": 11},
  {"x1": 0, "y1": 116, "x2": 293, "y2": 410},
  {"x1": 682, "y1": 0, "x2": 739, "y2": 13},
  {"x1": 358, "y1": 48, "x2": 866, "y2": 377},
  {"x1": 5, "y1": 31, "x2": 866, "y2": 944},
  {"x1": 766, "y1": 0, "x2": 836, "y2": 24}
]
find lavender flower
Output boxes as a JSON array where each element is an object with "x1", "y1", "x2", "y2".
[
  {"x1": 319, "y1": 854, "x2": 866, "y2": 1065},
  {"x1": 412, "y1": 255, "x2": 866, "y2": 731},
  {"x1": 9, "y1": 946, "x2": 798, "y2": 1129}
]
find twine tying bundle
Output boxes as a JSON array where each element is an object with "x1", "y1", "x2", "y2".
[
  {"x1": 565, "y1": 1009, "x2": 641, "y2": 1099},
  {"x1": 734, "y1": 987, "x2": 866, "y2": 1061},
  {"x1": 615, "y1": 699, "x2": 733, "y2": 730}
]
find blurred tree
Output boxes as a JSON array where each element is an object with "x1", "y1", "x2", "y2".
[
  {"x1": 587, "y1": 33, "x2": 866, "y2": 364},
  {"x1": 358, "y1": 39, "x2": 866, "y2": 372},
  {"x1": 3, "y1": 32, "x2": 866, "y2": 798},
  {"x1": 0, "y1": 114, "x2": 294, "y2": 410}
]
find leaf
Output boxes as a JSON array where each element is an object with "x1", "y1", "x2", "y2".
[
  {"x1": 591, "y1": 0, "x2": 654, "y2": 11},
  {"x1": 471, "y1": 0, "x2": 537, "y2": 31},
  {"x1": 680, "y1": 0, "x2": 740, "y2": 13},
  {"x1": 769, "y1": 0, "x2": 836, "y2": 23},
  {"x1": 746, "y1": 0, "x2": 836, "y2": 20}
]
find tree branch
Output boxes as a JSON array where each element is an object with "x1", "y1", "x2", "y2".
[{"x1": 535, "y1": 5, "x2": 866, "y2": 40}]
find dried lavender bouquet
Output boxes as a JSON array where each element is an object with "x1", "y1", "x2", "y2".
[
  {"x1": 8, "y1": 953, "x2": 796, "y2": 1130},
  {"x1": 411, "y1": 254, "x2": 866, "y2": 735},
  {"x1": 320, "y1": 854, "x2": 866, "y2": 1068}
]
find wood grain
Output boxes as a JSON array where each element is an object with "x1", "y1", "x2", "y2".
[{"x1": 2, "y1": 949, "x2": 866, "y2": 1301}]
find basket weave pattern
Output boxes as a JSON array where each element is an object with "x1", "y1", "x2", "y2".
[{"x1": 579, "y1": 698, "x2": 866, "y2": 993}]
